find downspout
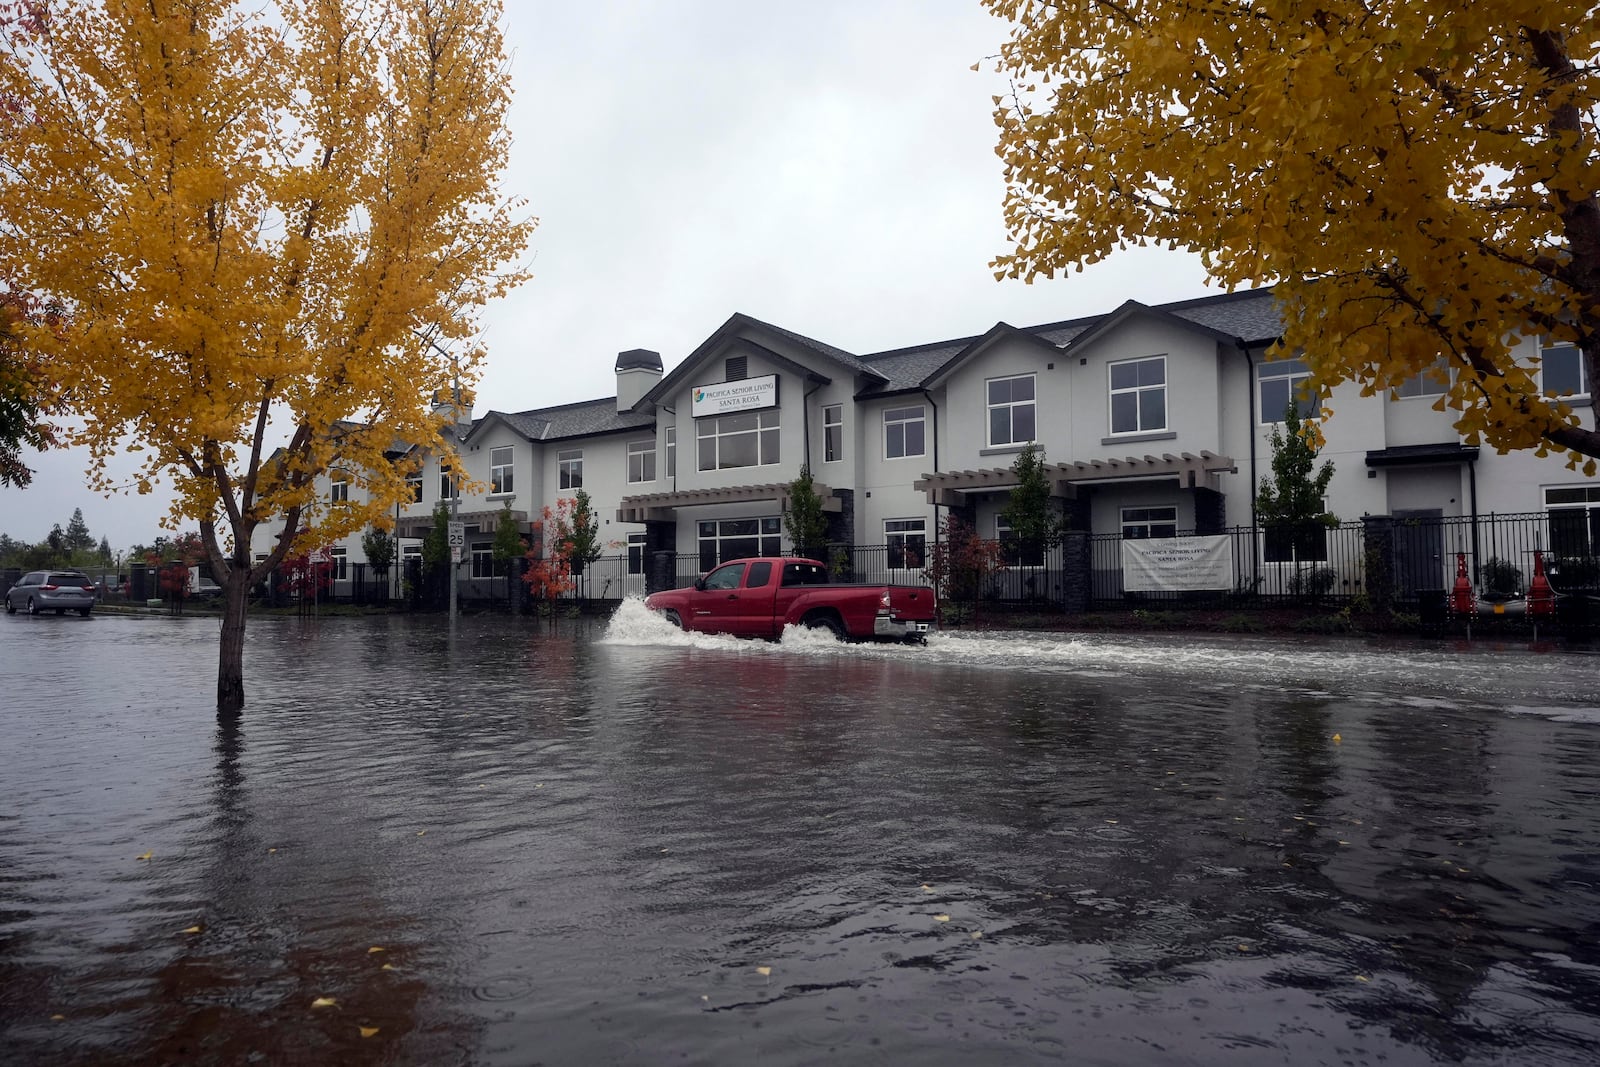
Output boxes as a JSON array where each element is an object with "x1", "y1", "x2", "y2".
[
  {"x1": 1469, "y1": 454, "x2": 1481, "y2": 582},
  {"x1": 803, "y1": 379, "x2": 822, "y2": 470},
  {"x1": 924, "y1": 388, "x2": 941, "y2": 551},
  {"x1": 1243, "y1": 342, "x2": 1260, "y2": 594}
]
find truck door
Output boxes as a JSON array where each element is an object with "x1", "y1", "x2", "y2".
[
  {"x1": 734, "y1": 560, "x2": 777, "y2": 637},
  {"x1": 691, "y1": 561, "x2": 747, "y2": 633}
]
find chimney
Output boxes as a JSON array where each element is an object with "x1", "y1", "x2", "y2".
[
  {"x1": 431, "y1": 385, "x2": 475, "y2": 436},
  {"x1": 616, "y1": 349, "x2": 663, "y2": 412}
]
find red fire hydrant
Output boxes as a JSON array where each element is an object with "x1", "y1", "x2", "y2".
[
  {"x1": 1451, "y1": 552, "x2": 1475, "y2": 615},
  {"x1": 1528, "y1": 550, "x2": 1555, "y2": 617}
]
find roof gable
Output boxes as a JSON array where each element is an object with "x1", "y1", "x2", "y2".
[{"x1": 642, "y1": 313, "x2": 887, "y2": 407}]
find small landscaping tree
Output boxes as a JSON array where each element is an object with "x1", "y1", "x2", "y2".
[
  {"x1": 1256, "y1": 403, "x2": 1338, "y2": 596},
  {"x1": 784, "y1": 466, "x2": 829, "y2": 561},
  {"x1": 421, "y1": 502, "x2": 453, "y2": 609},
  {"x1": 360, "y1": 526, "x2": 396, "y2": 600},
  {"x1": 923, "y1": 513, "x2": 1008, "y2": 624},
  {"x1": 564, "y1": 489, "x2": 603, "y2": 600},
  {"x1": 1000, "y1": 444, "x2": 1057, "y2": 566},
  {"x1": 523, "y1": 499, "x2": 577, "y2": 614},
  {"x1": 492, "y1": 502, "x2": 526, "y2": 603}
]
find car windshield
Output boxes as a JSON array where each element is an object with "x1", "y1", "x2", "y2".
[{"x1": 48, "y1": 574, "x2": 90, "y2": 585}]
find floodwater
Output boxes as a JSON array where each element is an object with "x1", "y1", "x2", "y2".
[{"x1": 3, "y1": 606, "x2": 1600, "y2": 1066}]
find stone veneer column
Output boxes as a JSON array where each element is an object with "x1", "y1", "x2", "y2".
[
  {"x1": 1361, "y1": 515, "x2": 1395, "y2": 614},
  {"x1": 643, "y1": 519, "x2": 677, "y2": 594},
  {"x1": 1061, "y1": 530, "x2": 1091, "y2": 614}
]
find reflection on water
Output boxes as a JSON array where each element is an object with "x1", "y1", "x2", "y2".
[{"x1": 3, "y1": 604, "x2": 1600, "y2": 1065}]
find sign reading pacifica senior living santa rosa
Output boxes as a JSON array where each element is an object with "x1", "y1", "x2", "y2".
[
  {"x1": 691, "y1": 374, "x2": 778, "y2": 418},
  {"x1": 1121, "y1": 536, "x2": 1235, "y2": 593}
]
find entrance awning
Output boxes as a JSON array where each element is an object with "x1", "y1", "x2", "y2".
[
  {"x1": 1364, "y1": 443, "x2": 1480, "y2": 468},
  {"x1": 914, "y1": 450, "x2": 1236, "y2": 506},
  {"x1": 393, "y1": 507, "x2": 527, "y2": 540},
  {"x1": 617, "y1": 482, "x2": 843, "y2": 524}
]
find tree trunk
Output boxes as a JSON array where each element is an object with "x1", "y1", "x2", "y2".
[{"x1": 217, "y1": 574, "x2": 250, "y2": 714}]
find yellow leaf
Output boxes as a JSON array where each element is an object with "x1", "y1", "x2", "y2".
[
  {"x1": 136, "y1": 851, "x2": 153, "y2": 862},
  {"x1": 1332, "y1": 733, "x2": 1342, "y2": 743},
  {"x1": 181, "y1": 925, "x2": 202, "y2": 934},
  {"x1": 311, "y1": 997, "x2": 337, "y2": 1009},
  {"x1": 970, "y1": 930, "x2": 983, "y2": 940},
  {"x1": 381, "y1": 963, "x2": 396, "y2": 971},
  {"x1": 359, "y1": 1026, "x2": 379, "y2": 1038},
  {"x1": 368, "y1": 946, "x2": 385, "y2": 954},
  {"x1": 921, "y1": 884, "x2": 934, "y2": 893},
  {"x1": 51, "y1": 1014, "x2": 65, "y2": 1021},
  {"x1": 267, "y1": 848, "x2": 277, "y2": 854},
  {"x1": 934, "y1": 914, "x2": 951, "y2": 923},
  {"x1": 1356, "y1": 975, "x2": 1370, "y2": 982},
  {"x1": 416, "y1": 831, "x2": 426, "y2": 837},
  {"x1": 755, "y1": 966, "x2": 772, "y2": 976}
]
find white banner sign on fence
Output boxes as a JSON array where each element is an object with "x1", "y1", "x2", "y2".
[{"x1": 1121, "y1": 535, "x2": 1234, "y2": 592}]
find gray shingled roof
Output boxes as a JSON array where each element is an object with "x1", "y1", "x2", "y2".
[
  {"x1": 739, "y1": 313, "x2": 886, "y2": 381},
  {"x1": 1164, "y1": 289, "x2": 1283, "y2": 344},
  {"x1": 860, "y1": 340, "x2": 973, "y2": 393},
  {"x1": 495, "y1": 398, "x2": 654, "y2": 442}
]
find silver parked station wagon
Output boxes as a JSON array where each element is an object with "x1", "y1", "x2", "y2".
[{"x1": 4, "y1": 571, "x2": 97, "y2": 617}]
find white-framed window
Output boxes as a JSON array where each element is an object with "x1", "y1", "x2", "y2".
[
  {"x1": 823, "y1": 404, "x2": 843, "y2": 463},
  {"x1": 330, "y1": 546, "x2": 347, "y2": 581},
  {"x1": 1258, "y1": 358, "x2": 1319, "y2": 423},
  {"x1": 697, "y1": 516, "x2": 781, "y2": 571},
  {"x1": 627, "y1": 439, "x2": 656, "y2": 483},
  {"x1": 627, "y1": 532, "x2": 647, "y2": 575},
  {"x1": 1541, "y1": 341, "x2": 1588, "y2": 399},
  {"x1": 883, "y1": 405, "x2": 926, "y2": 460},
  {"x1": 885, "y1": 518, "x2": 926, "y2": 570},
  {"x1": 405, "y1": 473, "x2": 423, "y2": 503},
  {"x1": 402, "y1": 545, "x2": 422, "y2": 563},
  {"x1": 490, "y1": 446, "x2": 514, "y2": 494},
  {"x1": 1394, "y1": 356, "x2": 1449, "y2": 399},
  {"x1": 996, "y1": 516, "x2": 1044, "y2": 566},
  {"x1": 329, "y1": 476, "x2": 349, "y2": 503},
  {"x1": 987, "y1": 374, "x2": 1036, "y2": 447},
  {"x1": 1546, "y1": 486, "x2": 1600, "y2": 561},
  {"x1": 558, "y1": 449, "x2": 583, "y2": 490},
  {"x1": 1121, "y1": 505, "x2": 1177, "y2": 539},
  {"x1": 1110, "y1": 357, "x2": 1166, "y2": 435},
  {"x1": 470, "y1": 545, "x2": 495, "y2": 579},
  {"x1": 697, "y1": 410, "x2": 779, "y2": 471},
  {"x1": 438, "y1": 470, "x2": 457, "y2": 500},
  {"x1": 665, "y1": 426, "x2": 677, "y2": 479}
]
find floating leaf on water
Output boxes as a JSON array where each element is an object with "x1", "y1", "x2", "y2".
[
  {"x1": 381, "y1": 964, "x2": 396, "y2": 971},
  {"x1": 359, "y1": 1026, "x2": 379, "y2": 1038},
  {"x1": 1238, "y1": 944, "x2": 1251, "y2": 951},
  {"x1": 368, "y1": 946, "x2": 384, "y2": 954},
  {"x1": 311, "y1": 997, "x2": 337, "y2": 1009},
  {"x1": 755, "y1": 966, "x2": 771, "y2": 976},
  {"x1": 181, "y1": 925, "x2": 202, "y2": 934},
  {"x1": 1332, "y1": 733, "x2": 1343, "y2": 743},
  {"x1": 267, "y1": 848, "x2": 277, "y2": 854},
  {"x1": 934, "y1": 914, "x2": 951, "y2": 923},
  {"x1": 136, "y1": 851, "x2": 153, "y2": 862},
  {"x1": 51, "y1": 1014, "x2": 65, "y2": 1021},
  {"x1": 416, "y1": 831, "x2": 426, "y2": 837},
  {"x1": 970, "y1": 930, "x2": 983, "y2": 940},
  {"x1": 921, "y1": 884, "x2": 934, "y2": 893},
  {"x1": 1355, "y1": 975, "x2": 1370, "y2": 982}
]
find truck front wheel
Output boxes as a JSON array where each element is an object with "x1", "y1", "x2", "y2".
[{"x1": 663, "y1": 609, "x2": 685, "y2": 631}]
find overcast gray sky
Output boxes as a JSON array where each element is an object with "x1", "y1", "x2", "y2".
[{"x1": 1, "y1": 0, "x2": 1215, "y2": 552}]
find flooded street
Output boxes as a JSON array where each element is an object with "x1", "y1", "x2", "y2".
[{"x1": 4, "y1": 606, "x2": 1600, "y2": 1065}]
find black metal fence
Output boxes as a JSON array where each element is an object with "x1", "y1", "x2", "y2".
[{"x1": 251, "y1": 512, "x2": 1594, "y2": 617}]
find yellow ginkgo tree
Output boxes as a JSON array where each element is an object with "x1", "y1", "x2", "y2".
[
  {"x1": 0, "y1": 0, "x2": 534, "y2": 712},
  {"x1": 984, "y1": 1, "x2": 1599, "y2": 467}
]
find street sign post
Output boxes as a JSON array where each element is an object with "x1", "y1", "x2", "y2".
[{"x1": 448, "y1": 522, "x2": 465, "y2": 564}]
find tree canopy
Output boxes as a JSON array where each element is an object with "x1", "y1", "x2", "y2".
[
  {"x1": 0, "y1": 0, "x2": 532, "y2": 710},
  {"x1": 985, "y1": 1, "x2": 1600, "y2": 467}
]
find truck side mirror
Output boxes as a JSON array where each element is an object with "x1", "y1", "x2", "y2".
[{"x1": 694, "y1": 576, "x2": 706, "y2": 592}]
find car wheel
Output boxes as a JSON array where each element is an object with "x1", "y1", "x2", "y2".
[
  {"x1": 805, "y1": 614, "x2": 846, "y2": 641},
  {"x1": 3, "y1": 596, "x2": 13, "y2": 615},
  {"x1": 27, "y1": 596, "x2": 40, "y2": 616},
  {"x1": 663, "y1": 609, "x2": 685, "y2": 631}
]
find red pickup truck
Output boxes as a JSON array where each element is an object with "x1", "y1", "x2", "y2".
[{"x1": 643, "y1": 557, "x2": 937, "y2": 642}]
